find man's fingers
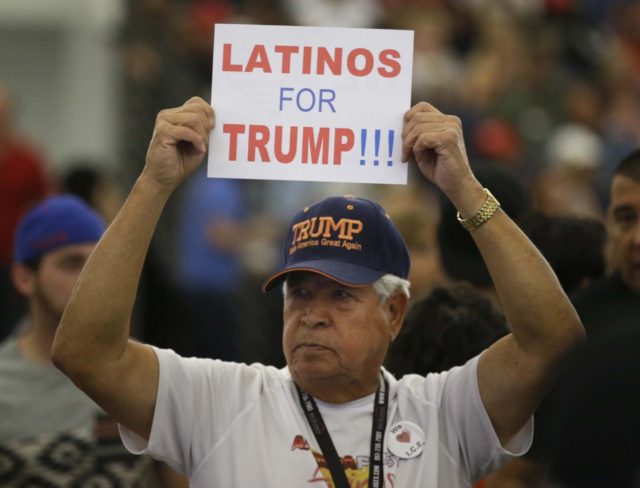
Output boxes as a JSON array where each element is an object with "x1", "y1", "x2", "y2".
[
  {"x1": 402, "y1": 123, "x2": 459, "y2": 162},
  {"x1": 402, "y1": 113, "x2": 461, "y2": 137},
  {"x1": 157, "y1": 123, "x2": 207, "y2": 154},
  {"x1": 162, "y1": 98, "x2": 215, "y2": 131},
  {"x1": 403, "y1": 101, "x2": 443, "y2": 122},
  {"x1": 152, "y1": 97, "x2": 218, "y2": 157},
  {"x1": 184, "y1": 95, "x2": 207, "y2": 106},
  {"x1": 403, "y1": 122, "x2": 453, "y2": 144},
  {"x1": 410, "y1": 129, "x2": 463, "y2": 164},
  {"x1": 402, "y1": 125, "x2": 443, "y2": 161},
  {"x1": 184, "y1": 97, "x2": 216, "y2": 130},
  {"x1": 401, "y1": 109, "x2": 462, "y2": 161},
  {"x1": 159, "y1": 111, "x2": 210, "y2": 142},
  {"x1": 401, "y1": 115, "x2": 459, "y2": 151}
]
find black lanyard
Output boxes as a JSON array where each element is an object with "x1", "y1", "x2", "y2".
[{"x1": 296, "y1": 374, "x2": 389, "y2": 488}]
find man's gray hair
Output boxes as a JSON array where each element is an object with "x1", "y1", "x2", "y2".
[
  {"x1": 372, "y1": 274, "x2": 411, "y2": 303},
  {"x1": 282, "y1": 273, "x2": 410, "y2": 303}
]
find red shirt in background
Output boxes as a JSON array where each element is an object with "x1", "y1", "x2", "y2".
[{"x1": 0, "y1": 140, "x2": 54, "y2": 265}]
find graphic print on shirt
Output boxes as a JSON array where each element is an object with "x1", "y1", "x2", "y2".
[{"x1": 291, "y1": 435, "x2": 399, "y2": 487}]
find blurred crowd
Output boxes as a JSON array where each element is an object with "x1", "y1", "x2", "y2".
[
  {"x1": 1, "y1": 0, "x2": 640, "y2": 486},
  {"x1": 112, "y1": 0, "x2": 640, "y2": 361},
  {"x1": 120, "y1": 0, "x2": 640, "y2": 203}
]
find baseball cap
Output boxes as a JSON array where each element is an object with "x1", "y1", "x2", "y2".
[
  {"x1": 263, "y1": 195, "x2": 410, "y2": 291},
  {"x1": 14, "y1": 195, "x2": 105, "y2": 264}
]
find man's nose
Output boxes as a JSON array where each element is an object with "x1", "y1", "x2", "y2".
[{"x1": 301, "y1": 296, "x2": 331, "y2": 328}]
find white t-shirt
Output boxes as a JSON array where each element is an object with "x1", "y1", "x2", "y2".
[{"x1": 120, "y1": 347, "x2": 532, "y2": 487}]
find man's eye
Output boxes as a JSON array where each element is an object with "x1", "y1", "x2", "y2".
[
  {"x1": 615, "y1": 214, "x2": 636, "y2": 227},
  {"x1": 290, "y1": 287, "x2": 308, "y2": 298},
  {"x1": 59, "y1": 257, "x2": 86, "y2": 270},
  {"x1": 333, "y1": 289, "x2": 352, "y2": 299}
]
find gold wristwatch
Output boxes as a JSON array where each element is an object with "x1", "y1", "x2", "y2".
[{"x1": 457, "y1": 188, "x2": 501, "y2": 231}]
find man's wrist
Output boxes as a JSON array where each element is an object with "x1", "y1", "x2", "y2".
[
  {"x1": 447, "y1": 180, "x2": 487, "y2": 218},
  {"x1": 136, "y1": 173, "x2": 175, "y2": 201},
  {"x1": 457, "y1": 188, "x2": 501, "y2": 231}
]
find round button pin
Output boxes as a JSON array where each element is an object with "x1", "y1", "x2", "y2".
[{"x1": 387, "y1": 421, "x2": 425, "y2": 459}]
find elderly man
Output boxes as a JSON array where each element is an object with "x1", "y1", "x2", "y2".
[{"x1": 52, "y1": 97, "x2": 584, "y2": 487}]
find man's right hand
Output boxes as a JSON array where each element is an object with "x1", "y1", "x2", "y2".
[{"x1": 142, "y1": 96, "x2": 215, "y2": 192}]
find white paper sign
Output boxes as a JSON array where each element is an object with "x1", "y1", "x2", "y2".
[{"x1": 208, "y1": 24, "x2": 413, "y2": 185}]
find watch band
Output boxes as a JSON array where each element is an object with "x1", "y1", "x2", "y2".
[{"x1": 457, "y1": 188, "x2": 501, "y2": 231}]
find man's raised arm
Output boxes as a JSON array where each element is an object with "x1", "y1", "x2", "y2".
[
  {"x1": 402, "y1": 102, "x2": 585, "y2": 446},
  {"x1": 52, "y1": 97, "x2": 215, "y2": 441}
]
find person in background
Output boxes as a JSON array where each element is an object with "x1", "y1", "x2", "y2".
[
  {"x1": 0, "y1": 195, "x2": 186, "y2": 487},
  {"x1": 483, "y1": 213, "x2": 607, "y2": 487},
  {"x1": 174, "y1": 169, "x2": 248, "y2": 360},
  {"x1": 380, "y1": 179, "x2": 446, "y2": 300},
  {"x1": 0, "y1": 83, "x2": 54, "y2": 341},
  {"x1": 386, "y1": 282, "x2": 509, "y2": 488},
  {"x1": 549, "y1": 327, "x2": 640, "y2": 487},
  {"x1": 548, "y1": 147, "x2": 640, "y2": 486},
  {"x1": 62, "y1": 162, "x2": 125, "y2": 224},
  {"x1": 520, "y1": 213, "x2": 607, "y2": 294},
  {"x1": 485, "y1": 148, "x2": 640, "y2": 487},
  {"x1": 385, "y1": 281, "x2": 508, "y2": 378},
  {"x1": 436, "y1": 163, "x2": 531, "y2": 300},
  {"x1": 389, "y1": 212, "x2": 607, "y2": 488},
  {"x1": 533, "y1": 123, "x2": 604, "y2": 219},
  {"x1": 570, "y1": 148, "x2": 640, "y2": 336}
]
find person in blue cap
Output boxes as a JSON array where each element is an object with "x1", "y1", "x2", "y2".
[
  {"x1": 0, "y1": 195, "x2": 186, "y2": 486},
  {"x1": 52, "y1": 97, "x2": 584, "y2": 487},
  {"x1": 8, "y1": 196, "x2": 105, "y2": 339}
]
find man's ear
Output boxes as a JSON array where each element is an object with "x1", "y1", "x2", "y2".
[
  {"x1": 11, "y1": 263, "x2": 35, "y2": 298},
  {"x1": 384, "y1": 293, "x2": 409, "y2": 341}
]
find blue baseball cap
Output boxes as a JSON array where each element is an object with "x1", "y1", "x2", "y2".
[
  {"x1": 263, "y1": 195, "x2": 410, "y2": 291},
  {"x1": 14, "y1": 195, "x2": 105, "y2": 264}
]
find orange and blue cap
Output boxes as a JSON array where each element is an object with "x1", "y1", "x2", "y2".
[{"x1": 263, "y1": 195, "x2": 410, "y2": 291}]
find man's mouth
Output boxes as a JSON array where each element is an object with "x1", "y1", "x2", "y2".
[{"x1": 296, "y1": 342, "x2": 331, "y2": 351}]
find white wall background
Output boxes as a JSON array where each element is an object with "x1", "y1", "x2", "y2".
[{"x1": 0, "y1": 0, "x2": 123, "y2": 170}]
